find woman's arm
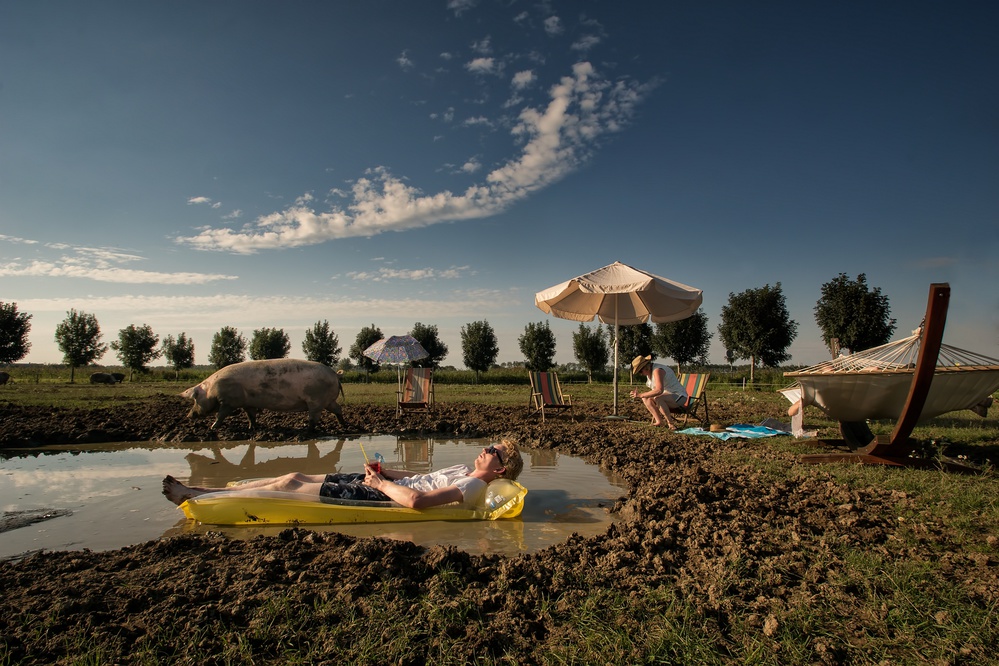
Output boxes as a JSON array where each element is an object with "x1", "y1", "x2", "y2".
[{"x1": 647, "y1": 367, "x2": 665, "y2": 397}]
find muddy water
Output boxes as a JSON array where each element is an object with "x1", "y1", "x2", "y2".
[{"x1": 0, "y1": 436, "x2": 626, "y2": 559}]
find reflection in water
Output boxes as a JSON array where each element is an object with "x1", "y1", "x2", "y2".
[
  {"x1": 185, "y1": 439, "x2": 347, "y2": 487},
  {"x1": 0, "y1": 436, "x2": 625, "y2": 559}
]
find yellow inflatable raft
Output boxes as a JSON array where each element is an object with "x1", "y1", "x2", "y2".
[{"x1": 179, "y1": 478, "x2": 528, "y2": 526}]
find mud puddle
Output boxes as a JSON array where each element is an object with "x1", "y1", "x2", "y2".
[{"x1": 0, "y1": 435, "x2": 625, "y2": 559}]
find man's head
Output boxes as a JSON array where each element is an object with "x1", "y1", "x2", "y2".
[{"x1": 493, "y1": 439, "x2": 524, "y2": 481}]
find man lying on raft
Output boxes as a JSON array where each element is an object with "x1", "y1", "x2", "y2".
[{"x1": 163, "y1": 439, "x2": 523, "y2": 510}]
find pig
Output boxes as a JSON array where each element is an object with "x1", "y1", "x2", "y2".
[
  {"x1": 89, "y1": 372, "x2": 116, "y2": 384},
  {"x1": 0, "y1": 371, "x2": 9, "y2": 385},
  {"x1": 180, "y1": 359, "x2": 347, "y2": 431},
  {"x1": 110, "y1": 372, "x2": 125, "y2": 383}
]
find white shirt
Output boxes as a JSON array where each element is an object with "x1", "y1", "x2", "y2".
[{"x1": 394, "y1": 464, "x2": 487, "y2": 507}]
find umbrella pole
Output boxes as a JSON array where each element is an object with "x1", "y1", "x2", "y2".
[
  {"x1": 605, "y1": 303, "x2": 626, "y2": 420},
  {"x1": 613, "y1": 319, "x2": 619, "y2": 416}
]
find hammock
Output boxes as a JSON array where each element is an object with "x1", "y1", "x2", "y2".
[{"x1": 784, "y1": 331, "x2": 999, "y2": 423}]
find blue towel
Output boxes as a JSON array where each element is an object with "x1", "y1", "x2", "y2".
[{"x1": 676, "y1": 423, "x2": 790, "y2": 440}]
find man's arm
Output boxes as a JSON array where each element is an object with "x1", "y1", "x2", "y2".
[{"x1": 363, "y1": 466, "x2": 463, "y2": 509}]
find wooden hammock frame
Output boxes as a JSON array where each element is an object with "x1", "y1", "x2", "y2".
[{"x1": 800, "y1": 283, "x2": 977, "y2": 471}]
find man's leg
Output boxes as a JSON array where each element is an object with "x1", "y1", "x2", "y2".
[{"x1": 163, "y1": 472, "x2": 328, "y2": 506}]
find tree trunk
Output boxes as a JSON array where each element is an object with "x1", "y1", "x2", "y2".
[{"x1": 750, "y1": 355, "x2": 756, "y2": 384}]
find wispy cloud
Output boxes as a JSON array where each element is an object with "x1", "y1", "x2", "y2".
[
  {"x1": 0, "y1": 241, "x2": 237, "y2": 284},
  {"x1": 347, "y1": 265, "x2": 474, "y2": 282},
  {"x1": 176, "y1": 62, "x2": 657, "y2": 254},
  {"x1": 396, "y1": 49, "x2": 414, "y2": 70},
  {"x1": 188, "y1": 196, "x2": 221, "y2": 209}
]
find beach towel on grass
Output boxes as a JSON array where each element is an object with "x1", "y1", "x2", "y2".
[{"x1": 677, "y1": 423, "x2": 790, "y2": 441}]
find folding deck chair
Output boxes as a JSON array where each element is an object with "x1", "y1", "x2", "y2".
[
  {"x1": 670, "y1": 373, "x2": 710, "y2": 427},
  {"x1": 528, "y1": 371, "x2": 573, "y2": 422},
  {"x1": 397, "y1": 367, "x2": 434, "y2": 418}
]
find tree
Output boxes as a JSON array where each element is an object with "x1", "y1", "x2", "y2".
[
  {"x1": 814, "y1": 273, "x2": 896, "y2": 355},
  {"x1": 0, "y1": 301, "x2": 32, "y2": 365},
  {"x1": 208, "y1": 326, "x2": 247, "y2": 369},
  {"x1": 616, "y1": 323, "x2": 653, "y2": 382},
  {"x1": 302, "y1": 320, "x2": 341, "y2": 367},
  {"x1": 519, "y1": 321, "x2": 556, "y2": 371},
  {"x1": 250, "y1": 327, "x2": 291, "y2": 360},
  {"x1": 111, "y1": 324, "x2": 161, "y2": 379},
  {"x1": 718, "y1": 283, "x2": 798, "y2": 383},
  {"x1": 54, "y1": 309, "x2": 108, "y2": 383},
  {"x1": 410, "y1": 322, "x2": 448, "y2": 368},
  {"x1": 652, "y1": 309, "x2": 712, "y2": 372},
  {"x1": 461, "y1": 320, "x2": 499, "y2": 382},
  {"x1": 572, "y1": 323, "x2": 609, "y2": 383},
  {"x1": 349, "y1": 324, "x2": 383, "y2": 376},
  {"x1": 162, "y1": 333, "x2": 196, "y2": 379}
]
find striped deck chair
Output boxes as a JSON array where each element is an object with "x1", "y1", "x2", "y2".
[
  {"x1": 397, "y1": 367, "x2": 434, "y2": 418},
  {"x1": 528, "y1": 371, "x2": 573, "y2": 422},
  {"x1": 670, "y1": 373, "x2": 710, "y2": 426}
]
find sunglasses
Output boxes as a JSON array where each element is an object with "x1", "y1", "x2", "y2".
[{"x1": 484, "y1": 445, "x2": 506, "y2": 466}]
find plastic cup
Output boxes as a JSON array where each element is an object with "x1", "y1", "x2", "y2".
[{"x1": 368, "y1": 461, "x2": 382, "y2": 475}]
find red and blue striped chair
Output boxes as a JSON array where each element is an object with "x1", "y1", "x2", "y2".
[{"x1": 528, "y1": 371, "x2": 574, "y2": 422}]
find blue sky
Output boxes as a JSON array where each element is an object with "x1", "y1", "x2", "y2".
[{"x1": 2, "y1": 1, "x2": 997, "y2": 368}]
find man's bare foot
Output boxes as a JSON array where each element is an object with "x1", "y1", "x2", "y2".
[{"x1": 162, "y1": 475, "x2": 208, "y2": 506}]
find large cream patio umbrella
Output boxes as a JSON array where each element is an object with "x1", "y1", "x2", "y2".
[{"x1": 535, "y1": 261, "x2": 703, "y2": 417}]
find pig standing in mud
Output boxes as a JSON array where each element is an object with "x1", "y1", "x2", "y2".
[{"x1": 180, "y1": 359, "x2": 347, "y2": 431}]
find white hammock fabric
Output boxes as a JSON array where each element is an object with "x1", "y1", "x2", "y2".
[{"x1": 784, "y1": 332, "x2": 999, "y2": 423}]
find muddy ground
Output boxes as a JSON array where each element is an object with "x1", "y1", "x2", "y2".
[{"x1": 1, "y1": 394, "x2": 996, "y2": 664}]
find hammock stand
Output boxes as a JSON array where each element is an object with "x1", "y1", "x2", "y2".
[{"x1": 785, "y1": 283, "x2": 997, "y2": 470}]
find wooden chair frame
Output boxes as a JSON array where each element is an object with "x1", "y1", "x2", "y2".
[
  {"x1": 397, "y1": 367, "x2": 434, "y2": 418},
  {"x1": 528, "y1": 371, "x2": 574, "y2": 422},
  {"x1": 670, "y1": 373, "x2": 710, "y2": 427}
]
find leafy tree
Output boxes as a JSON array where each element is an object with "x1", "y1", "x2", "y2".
[
  {"x1": 615, "y1": 323, "x2": 653, "y2": 382},
  {"x1": 250, "y1": 327, "x2": 291, "y2": 360},
  {"x1": 718, "y1": 283, "x2": 798, "y2": 383},
  {"x1": 410, "y1": 322, "x2": 448, "y2": 368},
  {"x1": 518, "y1": 321, "x2": 556, "y2": 371},
  {"x1": 461, "y1": 320, "x2": 499, "y2": 382},
  {"x1": 0, "y1": 301, "x2": 32, "y2": 365},
  {"x1": 349, "y1": 324, "x2": 383, "y2": 376},
  {"x1": 302, "y1": 320, "x2": 341, "y2": 367},
  {"x1": 208, "y1": 326, "x2": 247, "y2": 369},
  {"x1": 162, "y1": 333, "x2": 196, "y2": 379},
  {"x1": 814, "y1": 273, "x2": 896, "y2": 355},
  {"x1": 111, "y1": 324, "x2": 161, "y2": 379},
  {"x1": 652, "y1": 309, "x2": 712, "y2": 372},
  {"x1": 572, "y1": 323, "x2": 609, "y2": 383},
  {"x1": 54, "y1": 309, "x2": 108, "y2": 383}
]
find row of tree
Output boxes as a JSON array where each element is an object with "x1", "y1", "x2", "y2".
[{"x1": 0, "y1": 274, "x2": 896, "y2": 382}]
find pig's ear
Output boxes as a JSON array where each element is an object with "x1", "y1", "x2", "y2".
[{"x1": 180, "y1": 385, "x2": 201, "y2": 399}]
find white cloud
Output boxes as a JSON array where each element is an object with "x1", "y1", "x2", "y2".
[
  {"x1": 461, "y1": 158, "x2": 482, "y2": 174},
  {"x1": 396, "y1": 50, "x2": 414, "y2": 70},
  {"x1": 544, "y1": 16, "x2": 563, "y2": 36},
  {"x1": 465, "y1": 57, "x2": 497, "y2": 75},
  {"x1": 176, "y1": 62, "x2": 656, "y2": 254},
  {"x1": 511, "y1": 70, "x2": 536, "y2": 90}
]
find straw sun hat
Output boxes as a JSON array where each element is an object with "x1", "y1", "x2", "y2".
[
  {"x1": 631, "y1": 355, "x2": 653, "y2": 374},
  {"x1": 709, "y1": 424, "x2": 728, "y2": 433}
]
